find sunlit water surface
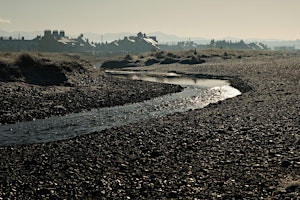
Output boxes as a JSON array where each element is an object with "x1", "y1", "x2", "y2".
[{"x1": 0, "y1": 71, "x2": 241, "y2": 146}]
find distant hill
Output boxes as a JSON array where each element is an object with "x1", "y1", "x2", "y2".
[
  {"x1": 83, "y1": 32, "x2": 210, "y2": 44},
  {"x1": 260, "y1": 40, "x2": 300, "y2": 49},
  {"x1": 148, "y1": 32, "x2": 210, "y2": 44},
  {"x1": 84, "y1": 32, "x2": 134, "y2": 43},
  {"x1": 0, "y1": 30, "x2": 43, "y2": 40}
]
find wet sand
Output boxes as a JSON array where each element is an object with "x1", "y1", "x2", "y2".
[{"x1": 0, "y1": 51, "x2": 299, "y2": 199}]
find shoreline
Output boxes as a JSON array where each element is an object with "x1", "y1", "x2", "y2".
[
  {"x1": 0, "y1": 52, "x2": 182, "y2": 125},
  {"x1": 0, "y1": 77, "x2": 182, "y2": 125},
  {"x1": 0, "y1": 51, "x2": 299, "y2": 199}
]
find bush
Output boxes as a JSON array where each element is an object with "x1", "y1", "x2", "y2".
[
  {"x1": 179, "y1": 56, "x2": 205, "y2": 65},
  {"x1": 15, "y1": 53, "x2": 40, "y2": 67},
  {"x1": 125, "y1": 54, "x2": 133, "y2": 61},
  {"x1": 155, "y1": 51, "x2": 165, "y2": 59},
  {"x1": 160, "y1": 58, "x2": 178, "y2": 64},
  {"x1": 166, "y1": 52, "x2": 177, "y2": 58},
  {"x1": 145, "y1": 59, "x2": 159, "y2": 66},
  {"x1": 101, "y1": 60, "x2": 131, "y2": 69}
]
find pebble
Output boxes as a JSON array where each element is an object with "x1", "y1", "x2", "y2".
[{"x1": 0, "y1": 51, "x2": 299, "y2": 199}]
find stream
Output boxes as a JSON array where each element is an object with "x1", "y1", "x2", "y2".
[{"x1": 0, "y1": 71, "x2": 241, "y2": 146}]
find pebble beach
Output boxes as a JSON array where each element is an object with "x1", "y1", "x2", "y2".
[{"x1": 0, "y1": 50, "x2": 299, "y2": 199}]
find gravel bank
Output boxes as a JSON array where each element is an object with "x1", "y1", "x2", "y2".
[
  {"x1": 0, "y1": 53, "x2": 182, "y2": 124},
  {"x1": 0, "y1": 51, "x2": 299, "y2": 199}
]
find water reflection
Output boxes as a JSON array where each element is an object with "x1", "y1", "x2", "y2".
[
  {"x1": 0, "y1": 71, "x2": 240, "y2": 146},
  {"x1": 105, "y1": 70, "x2": 229, "y2": 87}
]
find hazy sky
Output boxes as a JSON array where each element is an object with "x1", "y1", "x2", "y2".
[{"x1": 1, "y1": 0, "x2": 299, "y2": 40}]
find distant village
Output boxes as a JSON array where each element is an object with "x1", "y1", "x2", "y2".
[{"x1": 0, "y1": 30, "x2": 274, "y2": 55}]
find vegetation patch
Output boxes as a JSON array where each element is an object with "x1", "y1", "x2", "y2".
[
  {"x1": 0, "y1": 53, "x2": 91, "y2": 86},
  {"x1": 101, "y1": 50, "x2": 209, "y2": 69}
]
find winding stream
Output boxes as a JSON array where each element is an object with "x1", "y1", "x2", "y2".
[{"x1": 0, "y1": 71, "x2": 241, "y2": 146}]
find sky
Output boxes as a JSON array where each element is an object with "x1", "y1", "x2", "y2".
[{"x1": 0, "y1": 0, "x2": 300, "y2": 40}]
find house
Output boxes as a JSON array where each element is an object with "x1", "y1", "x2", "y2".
[
  {"x1": 0, "y1": 36, "x2": 38, "y2": 51},
  {"x1": 96, "y1": 32, "x2": 159, "y2": 54},
  {"x1": 0, "y1": 30, "x2": 161, "y2": 54},
  {"x1": 0, "y1": 30, "x2": 96, "y2": 52},
  {"x1": 38, "y1": 30, "x2": 95, "y2": 52}
]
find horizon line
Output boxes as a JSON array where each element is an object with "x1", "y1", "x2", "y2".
[{"x1": 0, "y1": 28, "x2": 299, "y2": 42}]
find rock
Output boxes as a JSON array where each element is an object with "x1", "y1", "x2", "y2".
[
  {"x1": 281, "y1": 160, "x2": 291, "y2": 167},
  {"x1": 36, "y1": 188, "x2": 51, "y2": 195},
  {"x1": 160, "y1": 58, "x2": 178, "y2": 64}
]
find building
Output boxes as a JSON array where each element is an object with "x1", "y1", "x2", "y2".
[
  {"x1": 0, "y1": 30, "x2": 96, "y2": 53},
  {"x1": 0, "y1": 31, "x2": 159, "y2": 54},
  {"x1": 38, "y1": 30, "x2": 95, "y2": 52},
  {"x1": 96, "y1": 32, "x2": 159, "y2": 54},
  {"x1": 0, "y1": 36, "x2": 38, "y2": 51}
]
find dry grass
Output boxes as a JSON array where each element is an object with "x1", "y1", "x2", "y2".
[
  {"x1": 0, "y1": 52, "x2": 94, "y2": 85},
  {"x1": 0, "y1": 52, "x2": 79, "y2": 65},
  {"x1": 100, "y1": 48, "x2": 300, "y2": 69}
]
